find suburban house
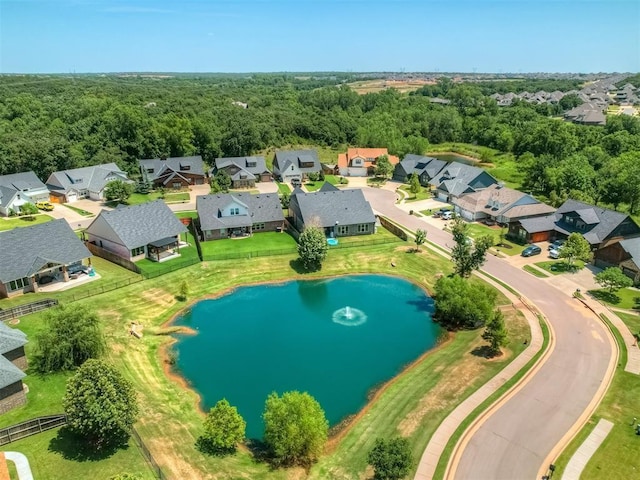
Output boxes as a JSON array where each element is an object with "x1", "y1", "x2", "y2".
[
  {"x1": 272, "y1": 150, "x2": 322, "y2": 182},
  {"x1": 0, "y1": 171, "x2": 50, "y2": 216},
  {"x1": 196, "y1": 193, "x2": 284, "y2": 240},
  {"x1": 0, "y1": 219, "x2": 92, "y2": 298},
  {"x1": 511, "y1": 199, "x2": 640, "y2": 247},
  {"x1": 0, "y1": 322, "x2": 28, "y2": 414},
  {"x1": 392, "y1": 154, "x2": 447, "y2": 185},
  {"x1": 594, "y1": 237, "x2": 640, "y2": 282},
  {"x1": 85, "y1": 200, "x2": 188, "y2": 262},
  {"x1": 289, "y1": 187, "x2": 376, "y2": 237},
  {"x1": 139, "y1": 156, "x2": 207, "y2": 189},
  {"x1": 335, "y1": 148, "x2": 399, "y2": 177},
  {"x1": 429, "y1": 163, "x2": 497, "y2": 203},
  {"x1": 46, "y1": 163, "x2": 132, "y2": 203},
  {"x1": 564, "y1": 103, "x2": 607, "y2": 126},
  {"x1": 454, "y1": 184, "x2": 556, "y2": 224},
  {"x1": 214, "y1": 156, "x2": 272, "y2": 188}
]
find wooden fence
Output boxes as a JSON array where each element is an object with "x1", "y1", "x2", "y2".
[
  {"x1": 378, "y1": 216, "x2": 409, "y2": 241},
  {"x1": 0, "y1": 299, "x2": 58, "y2": 322},
  {"x1": 0, "y1": 414, "x2": 67, "y2": 446}
]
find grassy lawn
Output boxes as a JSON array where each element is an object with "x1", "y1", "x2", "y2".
[
  {"x1": 276, "y1": 181, "x2": 290, "y2": 194},
  {"x1": 535, "y1": 259, "x2": 586, "y2": 275},
  {"x1": 523, "y1": 264, "x2": 550, "y2": 278},
  {"x1": 125, "y1": 191, "x2": 190, "y2": 206},
  {"x1": 0, "y1": 214, "x2": 53, "y2": 231},
  {"x1": 163, "y1": 192, "x2": 190, "y2": 203},
  {"x1": 175, "y1": 210, "x2": 198, "y2": 219},
  {"x1": 61, "y1": 204, "x2": 94, "y2": 217},
  {"x1": 200, "y1": 232, "x2": 298, "y2": 259},
  {"x1": 4, "y1": 241, "x2": 522, "y2": 479},
  {"x1": 398, "y1": 184, "x2": 432, "y2": 202},
  {"x1": 552, "y1": 315, "x2": 640, "y2": 479},
  {"x1": 333, "y1": 226, "x2": 400, "y2": 247},
  {"x1": 367, "y1": 177, "x2": 387, "y2": 187},
  {"x1": 324, "y1": 175, "x2": 342, "y2": 186},
  {"x1": 587, "y1": 287, "x2": 640, "y2": 310},
  {"x1": 616, "y1": 311, "x2": 640, "y2": 339},
  {"x1": 305, "y1": 181, "x2": 323, "y2": 192},
  {"x1": 464, "y1": 223, "x2": 527, "y2": 256},
  {"x1": 136, "y1": 232, "x2": 200, "y2": 276}
]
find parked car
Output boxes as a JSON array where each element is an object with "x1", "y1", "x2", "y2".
[
  {"x1": 521, "y1": 245, "x2": 542, "y2": 257},
  {"x1": 548, "y1": 239, "x2": 566, "y2": 251},
  {"x1": 441, "y1": 211, "x2": 454, "y2": 221},
  {"x1": 291, "y1": 178, "x2": 302, "y2": 187},
  {"x1": 549, "y1": 248, "x2": 561, "y2": 259},
  {"x1": 35, "y1": 201, "x2": 54, "y2": 211},
  {"x1": 484, "y1": 218, "x2": 496, "y2": 226}
]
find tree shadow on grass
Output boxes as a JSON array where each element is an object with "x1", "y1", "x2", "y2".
[
  {"x1": 471, "y1": 345, "x2": 499, "y2": 359},
  {"x1": 289, "y1": 258, "x2": 322, "y2": 274},
  {"x1": 588, "y1": 289, "x2": 621, "y2": 305},
  {"x1": 244, "y1": 438, "x2": 273, "y2": 466},
  {"x1": 48, "y1": 426, "x2": 129, "y2": 462}
]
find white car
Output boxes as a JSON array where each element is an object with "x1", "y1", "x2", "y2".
[
  {"x1": 441, "y1": 211, "x2": 454, "y2": 220},
  {"x1": 549, "y1": 248, "x2": 561, "y2": 259}
]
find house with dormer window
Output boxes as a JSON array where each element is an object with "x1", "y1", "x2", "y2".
[
  {"x1": 272, "y1": 150, "x2": 321, "y2": 182},
  {"x1": 46, "y1": 163, "x2": 132, "y2": 203},
  {"x1": 429, "y1": 163, "x2": 497, "y2": 203},
  {"x1": 196, "y1": 193, "x2": 284, "y2": 240},
  {"x1": 138, "y1": 156, "x2": 207, "y2": 189},
  {"x1": 393, "y1": 154, "x2": 447, "y2": 185},
  {"x1": 214, "y1": 156, "x2": 272, "y2": 188},
  {"x1": 336, "y1": 148, "x2": 399, "y2": 177},
  {"x1": 0, "y1": 171, "x2": 50, "y2": 216}
]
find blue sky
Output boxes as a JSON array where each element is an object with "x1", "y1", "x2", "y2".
[{"x1": 1, "y1": 0, "x2": 638, "y2": 73}]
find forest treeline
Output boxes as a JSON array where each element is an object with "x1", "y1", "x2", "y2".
[{"x1": 0, "y1": 74, "x2": 639, "y2": 209}]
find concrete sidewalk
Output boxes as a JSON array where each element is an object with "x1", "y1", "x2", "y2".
[
  {"x1": 3, "y1": 452, "x2": 34, "y2": 480},
  {"x1": 561, "y1": 419, "x2": 614, "y2": 480}
]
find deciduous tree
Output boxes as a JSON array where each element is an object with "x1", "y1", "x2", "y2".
[
  {"x1": 409, "y1": 173, "x2": 421, "y2": 195},
  {"x1": 263, "y1": 391, "x2": 328, "y2": 467},
  {"x1": 414, "y1": 229, "x2": 426, "y2": 252},
  {"x1": 104, "y1": 179, "x2": 134, "y2": 203},
  {"x1": 63, "y1": 359, "x2": 139, "y2": 449},
  {"x1": 367, "y1": 437, "x2": 414, "y2": 480},
  {"x1": 482, "y1": 310, "x2": 508, "y2": 356},
  {"x1": 434, "y1": 275, "x2": 497, "y2": 330},
  {"x1": 450, "y1": 218, "x2": 493, "y2": 277},
  {"x1": 197, "y1": 399, "x2": 246, "y2": 455},
  {"x1": 595, "y1": 267, "x2": 633, "y2": 293},
  {"x1": 559, "y1": 233, "x2": 591, "y2": 268},
  {"x1": 297, "y1": 225, "x2": 328, "y2": 271},
  {"x1": 375, "y1": 155, "x2": 393, "y2": 179}
]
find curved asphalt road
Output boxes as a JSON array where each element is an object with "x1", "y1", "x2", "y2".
[{"x1": 363, "y1": 188, "x2": 613, "y2": 480}]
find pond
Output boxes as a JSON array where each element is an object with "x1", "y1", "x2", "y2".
[
  {"x1": 429, "y1": 152, "x2": 477, "y2": 166},
  {"x1": 170, "y1": 275, "x2": 441, "y2": 439}
]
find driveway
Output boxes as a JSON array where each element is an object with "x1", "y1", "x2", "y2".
[
  {"x1": 255, "y1": 181, "x2": 278, "y2": 194},
  {"x1": 362, "y1": 188, "x2": 613, "y2": 480}
]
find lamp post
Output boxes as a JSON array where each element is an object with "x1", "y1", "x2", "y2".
[{"x1": 334, "y1": 221, "x2": 339, "y2": 238}]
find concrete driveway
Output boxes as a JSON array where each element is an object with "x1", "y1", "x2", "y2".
[
  {"x1": 362, "y1": 187, "x2": 613, "y2": 480},
  {"x1": 255, "y1": 181, "x2": 278, "y2": 194}
]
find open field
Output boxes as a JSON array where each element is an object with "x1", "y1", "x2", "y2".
[
  {"x1": 0, "y1": 214, "x2": 53, "y2": 231},
  {"x1": 2, "y1": 241, "x2": 525, "y2": 479},
  {"x1": 347, "y1": 79, "x2": 435, "y2": 95}
]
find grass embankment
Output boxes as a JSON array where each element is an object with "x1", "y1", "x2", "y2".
[
  {"x1": 4, "y1": 242, "x2": 522, "y2": 479},
  {"x1": 615, "y1": 311, "x2": 640, "y2": 339},
  {"x1": 552, "y1": 315, "x2": 640, "y2": 479},
  {"x1": 0, "y1": 214, "x2": 53, "y2": 231},
  {"x1": 588, "y1": 287, "x2": 640, "y2": 310},
  {"x1": 61, "y1": 204, "x2": 94, "y2": 217},
  {"x1": 523, "y1": 265, "x2": 550, "y2": 278}
]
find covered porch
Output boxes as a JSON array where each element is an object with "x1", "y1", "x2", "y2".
[{"x1": 146, "y1": 236, "x2": 183, "y2": 263}]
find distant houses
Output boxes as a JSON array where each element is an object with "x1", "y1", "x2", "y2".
[
  {"x1": 0, "y1": 219, "x2": 92, "y2": 298},
  {"x1": 272, "y1": 149, "x2": 322, "y2": 182},
  {"x1": 139, "y1": 156, "x2": 207, "y2": 189},
  {"x1": 0, "y1": 322, "x2": 28, "y2": 414},
  {"x1": 85, "y1": 200, "x2": 188, "y2": 263},
  {"x1": 335, "y1": 148, "x2": 399, "y2": 177},
  {"x1": 289, "y1": 186, "x2": 376, "y2": 237},
  {"x1": 0, "y1": 171, "x2": 50, "y2": 216},
  {"x1": 563, "y1": 103, "x2": 607, "y2": 126},
  {"x1": 214, "y1": 156, "x2": 272, "y2": 188},
  {"x1": 197, "y1": 193, "x2": 284, "y2": 240},
  {"x1": 46, "y1": 163, "x2": 132, "y2": 203}
]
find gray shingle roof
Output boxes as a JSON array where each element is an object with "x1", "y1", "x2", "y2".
[
  {"x1": 290, "y1": 189, "x2": 376, "y2": 228},
  {"x1": 396, "y1": 155, "x2": 446, "y2": 180},
  {"x1": 0, "y1": 171, "x2": 47, "y2": 192},
  {"x1": 0, "y1": 322, "x2": 27, "y2": 356},
  {"x1": 139, "y1": 156, "x2": 205, "y2": 181},
  {"x1": 519, "y1": 215, "x2": 557, "y2": 234},
  {"x1": 0, "y1": 219, "x2": 92, "y2": 283},
  {"x1": 319, "y1": 182, "x2": 339, "y2": 192},
  {"x1": 197, "y1": 193, "x2": 284, "y2": 232},
  {"x1": 0, "y1": 185, "x2": 18, "y2": 209},
  {"x1": 214, "y1": 156, "x2": 270, "y2": 176},
  {"x1": 0, "y1": 356, "x2": 25, "y2": 389},
  {"x1": 88, "y1": 200, "x2": 187, "y2": 250},
  {"x1": 620, "y1": 238, "x2": 640, "y2": 270},
  {"x1": 46, "y1": 163, "x2": 130, "y2": 194},
  {"x1": 273, "y1": 150, "x2": 321, "y2": 176}
]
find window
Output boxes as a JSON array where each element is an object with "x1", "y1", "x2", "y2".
[
  {"x1": 131, "y1": 246, "x2": 145, "y2": 257},
  {"x1": 253, "y1": 223, "x2": 265, "y2": 231},
  {"x1": 172, "y1": 182, "x2": 182, "y2": 189},
  {"x1": 179, "y1": 164, "x2": 191, "y2": 171},
  {"x1": 220, "y1": 228, "x2": 227, "y2": 235},
  {"x1": 230, "y1": 207, "x2": 240, "y2": 216},
  {"x1": 246, "y1": 161, "x2": 256, "y2": 168},
  {"x1": 146, "y1": 168, "x2": 154, "y2": 174},
  {"x1": 358, "y1": 223, "x2": 370, "y2": 233},
  {"x1": 338, "y1": 225, "x2": 349, "y2": 235},
  {"x1": 9, "y1": 277, "x2": 29, "y2": 291}
]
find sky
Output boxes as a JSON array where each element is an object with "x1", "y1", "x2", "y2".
[{"x1": 1, "y1": 0, "x2": 639, "y2": 73}]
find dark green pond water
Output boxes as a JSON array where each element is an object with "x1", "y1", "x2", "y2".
[
  {"x1": 429, "y1": 153, "x2": 476, "y2": 165},
  {"x1": 171, "y1": 275, "x2": 440, "y2": 439}
]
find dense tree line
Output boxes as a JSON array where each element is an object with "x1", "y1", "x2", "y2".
[{"x1": 1, "y1": 75, "x2": 638, "y2": 210}]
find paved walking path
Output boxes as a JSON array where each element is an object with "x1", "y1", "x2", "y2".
[
  {"x1": 561, "y1": 419, "x2": 614, "y2": 480},
  {"x1": 3, "y1": 452, "x2": 34, "y2": 480}
]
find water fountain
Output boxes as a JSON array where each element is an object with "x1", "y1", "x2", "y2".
[{"x1": 332, "y1": 306, "x2": 367, "y2": 327}]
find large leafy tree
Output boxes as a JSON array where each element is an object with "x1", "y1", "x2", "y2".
[
  {"x1": 375, "y1": 154, "x2": 393, "y2": 178},
  {"x1": 559, "y1": 233, "x2": 591, "y2": 268},
  {"x1": 409, "y1": 173, "x2": 421, "y2": 194},
  {"x1": 197, "y1": 399, "x2": 246, "y2": 455},
  {"x1": 63, "y1": 359, "x2": 139, "y2": 449},
  {"x1": 263, "y1": 391, "x2": 328, "y2": 467},
  {"x1": 434, "y1": 275, "x2": 497, "y2": 330},
  {"x1": 367, "y1": 437, "x2": 414, "y2": 480},
  {"x1": 32, "y1": 304, "x2": 106, "y2": 373},
  {"x1": 104, "y1": 179, "x2": 134, "y2": 203},
  {"x1": 450, "y1": 218, "x2": 493, "y2": 278},
  {"x1": 482, "y1": 310, "x2": 508, "y2": 356},
  {"x1": 595, "y1": 267, "x2": 633, "y2": 293},
  {"x1": 297, "y1": 225, "x2": 328, "y2": 271}
]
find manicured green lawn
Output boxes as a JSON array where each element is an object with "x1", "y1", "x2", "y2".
[
  {"x1": 523, "y1": 264, "x2": 550, "y2": 278},
  {"x1": 276, "y1": 182, "x2": 291, "y2": 194},
  {"x1": 304, "y1": 181, "x2": 323, "y2": 192},
  {"x1": 616, "y1": 311, "x2": 640, "y2": 338},
  {"x1": 535, "y1": 259, "x2": 586, "y2": 275},
  {"x1": 398, "y1": 184, "x2": 432, "y2": 202},
  {"x1": 200, "y1": 232, "x2": 298, "y2": 259},
  {"x1": 175, "y1": 210, "x2": 198, "y2": 219},
  {"x1": 163, "y1": 192, "x2": 190, "y2": 203},
  {"x1": 305, "y1": 176, "x2": 347, "y2": 192},
  {"x1": 333, "y1": 226, "x2": 400, "y2": 246},
  {"x1": 553, "y1": 315, "x2": 640, "y2": 479},
  {"x1": 0, "y1": 214, "x2": 53, "y2": 231},
  {"x1": 125, "y1": 191, "x2": 190, "y2": 206},
  {"x1": 324, "y1": 175, "x2": 342, "y2": 186},
  {"x1": 136, "y1": 232, "x2": 200, "y2": 276},
  {"x1": 588, "y1": 287, "x2": 640, "y2": 310},
  {"x1": 61, "y1": 204, "x2": 94, "y2": 217},
  {"x1": 464, "y1": 223, "x2": 526, "y2": 256}
]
